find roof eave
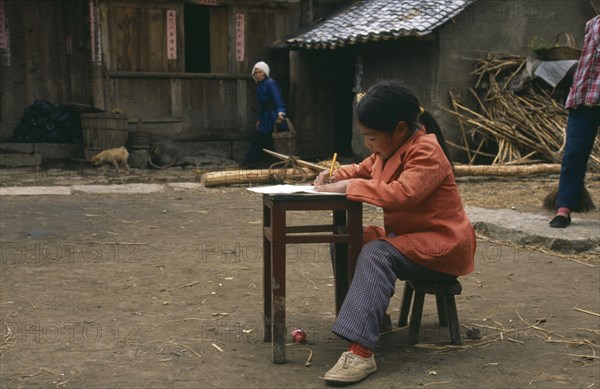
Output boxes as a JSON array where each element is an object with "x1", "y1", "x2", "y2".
[{"x1": 287, "y1": 30, "x2": 427, "y2": 50}]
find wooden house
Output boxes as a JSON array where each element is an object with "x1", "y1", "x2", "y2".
[{"x1": 0, "y1": 0, "x2": 344, "y2": 161}]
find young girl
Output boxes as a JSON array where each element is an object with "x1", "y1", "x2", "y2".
[{"x1": 314, "y1": 81, "x2": 476, "y2": 384}]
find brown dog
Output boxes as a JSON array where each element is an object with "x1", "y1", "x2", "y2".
[{"x1": 90, "y1": 146, "x2": 130, "y2": 176}]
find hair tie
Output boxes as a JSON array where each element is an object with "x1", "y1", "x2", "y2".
[
  {"x1": 419, "y1": 106, "x2": 425, "y2": 115},
  {"x1": 356, "y1": 92, "x2": 365, "y2": 103}
]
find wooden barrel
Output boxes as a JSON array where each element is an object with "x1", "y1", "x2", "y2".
[{"x1": 81, "y1": 113, "x2": 129, "y2": 160}]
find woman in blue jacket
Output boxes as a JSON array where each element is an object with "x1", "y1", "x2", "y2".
[{"x1": 242, "y1": 61, "x2": 287, "y2": 167}]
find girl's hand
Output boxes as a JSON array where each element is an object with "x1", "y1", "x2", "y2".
[
  {"x1": 313, "y1": 170, "x2": 335, "y2": 186},
  {"x1": 314, "y1": 179, "x2": 349, "y2": 193}
]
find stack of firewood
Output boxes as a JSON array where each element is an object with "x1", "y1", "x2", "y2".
[{"x1": 445, "y1": 53, "x2": 600, "y2": 170}]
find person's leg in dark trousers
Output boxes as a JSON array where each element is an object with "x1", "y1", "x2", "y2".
[
  {"x1": 556, "y1": 107, "x2": 600, "y2": 210},
  {"x1": 243, "y1": 131, "x2": 272, "y2": 167}
]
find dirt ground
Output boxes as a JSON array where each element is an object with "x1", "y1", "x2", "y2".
[{"x1": 0, "y1": 164, "x2": 599, "y2": 388}]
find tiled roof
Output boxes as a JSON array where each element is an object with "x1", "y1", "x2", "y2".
[{"x1": 285, "y1": 0, "x2": 478, "y2": 49}]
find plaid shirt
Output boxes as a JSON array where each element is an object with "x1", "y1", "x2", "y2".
[{"x1": 566, "y1": 16, "x2": 600, "y2": 109}]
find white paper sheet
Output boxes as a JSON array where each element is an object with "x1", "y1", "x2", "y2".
[{"x1": 246, "y1": 184, "x2": 344, "y2": 195}]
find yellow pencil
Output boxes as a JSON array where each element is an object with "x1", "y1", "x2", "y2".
[{"x1": 329, "y1": 152, "x2": 337, "y2": 177}]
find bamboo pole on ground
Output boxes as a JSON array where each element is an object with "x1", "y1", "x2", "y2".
[
  {"x1": 201, "y1": 167, "x2": 316, "y2": 187},
  {"x1": 263, "y1": 150, "x2": 563, "y2": 179},
  {"x1": 453, "y1": 163, "x2": 561, "y2": 177},
  {"x1": 200, "y1": 162, "x2": 562, "y2": 187}
]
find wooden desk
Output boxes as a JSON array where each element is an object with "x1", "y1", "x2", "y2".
[{"x1": 262, "y1": 193, "x2": 363, "y2": 363}]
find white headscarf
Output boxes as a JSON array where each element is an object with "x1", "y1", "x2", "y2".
[{"x1": 252, "y1": 61, "x2": 270, "y2": 82}]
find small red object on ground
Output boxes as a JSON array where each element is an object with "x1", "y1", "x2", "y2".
[{"x1": 291, "y1": 327, "x2": 306, "y2": 343}]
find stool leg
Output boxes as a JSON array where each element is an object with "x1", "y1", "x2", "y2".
[
  {"x1": 398, "y1": 282, "x2": 413, "y2": 327},
  {"x1": 435, "y1": 294, "x2": 449, "y2": 327},
  {"x1": 408, "y1": 291, "x2": 425, "y2": 345},
  {"x1": 445, "y1": 295, "x2": 462, "y2": 345}
]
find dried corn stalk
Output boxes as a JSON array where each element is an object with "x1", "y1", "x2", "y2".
[{"x1": 445, "y1": 53, "x2": 600, "y2": 170}]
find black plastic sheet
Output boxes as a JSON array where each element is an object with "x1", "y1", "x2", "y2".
[{"x1": 13, "y1": 100, "x2": 82, "y2": 143}]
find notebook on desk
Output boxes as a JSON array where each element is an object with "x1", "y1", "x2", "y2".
[{"x1": 247, "y1": 184, "x2": 344, "y2": 195}]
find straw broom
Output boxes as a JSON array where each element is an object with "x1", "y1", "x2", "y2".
[{"x1": 542, "y1": 186, "x2": 596, "y2": 213}]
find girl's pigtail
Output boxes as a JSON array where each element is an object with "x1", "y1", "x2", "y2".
[{"x1": 420, "y1": 111, "x2": 453, "y2": 166}]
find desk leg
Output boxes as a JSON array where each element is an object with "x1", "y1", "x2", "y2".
[
  {"x1": 347, "y1": 202, "x2": 363, "y2": 285},
  {"x1": 263, "y1": 203, "x2": 272, "y2": 343},
  {"x1": 333, "y1": 210, "x2": 349, "y2": 314},
  {"x1": 271, "y1": 203, "x2": 286, "y2": 363},
  {"x1": 263, "y1": 237, "x2": 273, "y2": 343}
]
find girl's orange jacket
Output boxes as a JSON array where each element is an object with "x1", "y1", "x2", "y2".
[{"x1": 335, "y1": 130, "x2": 476, "y2": 277}]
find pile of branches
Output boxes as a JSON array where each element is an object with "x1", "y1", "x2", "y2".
[{"x1": 445, "y1": 53, "x2": 600, "y2": 169}]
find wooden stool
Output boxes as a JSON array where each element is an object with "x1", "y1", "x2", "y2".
[{"x1": 397, "y1": 279, "x2": 462, "y2": 345}]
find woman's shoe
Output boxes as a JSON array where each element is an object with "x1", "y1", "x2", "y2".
[{"x1": 549, "y1": 214, "x2": 571, "y2": 228}]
